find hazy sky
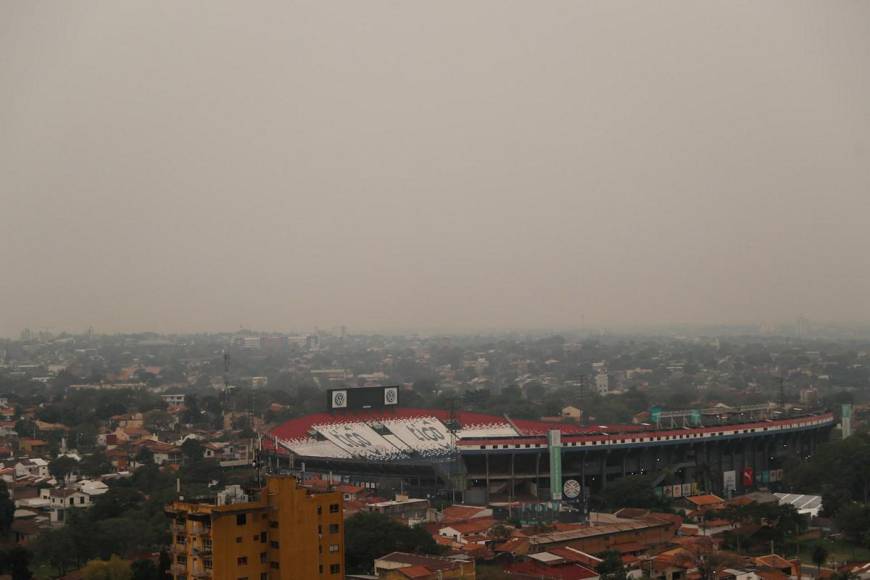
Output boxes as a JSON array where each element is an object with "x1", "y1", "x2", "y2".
[{"x1": 2, "y1": 2, "x2": 869, "y2": 336}]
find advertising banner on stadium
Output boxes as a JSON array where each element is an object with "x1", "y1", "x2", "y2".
[
  {"x1": 682, "y1": 483, "x2": 692, "y2": 497},
  {"x1": 742, "y1": 467, "x2": 754, "y2": 487},
  {"x1": 723, "y1": 470, "x2": 737, "y2": 494},
  {"x1": 384, "y1": 387, "x2": 399, "y2": 406}
]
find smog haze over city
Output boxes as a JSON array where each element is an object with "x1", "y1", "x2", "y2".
[
  {"x1": 6, "y1": 4, "x2": 870, "y2": 579},
  {"x1": 2, "y1": 1, "x2": 870, "y2": 336}
]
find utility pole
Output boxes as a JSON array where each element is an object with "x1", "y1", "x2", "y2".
[{"x1": 779, "y1": 373, "x2": 786, "y2": 410}]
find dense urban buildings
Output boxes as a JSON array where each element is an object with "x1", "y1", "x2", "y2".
[{"x1": 0, "y1": 329, "x2": 869, "y2": 578}]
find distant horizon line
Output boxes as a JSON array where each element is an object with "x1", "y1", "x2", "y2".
[{"x1": 5, "y1": 319, "x2": 870, "y2": 340}]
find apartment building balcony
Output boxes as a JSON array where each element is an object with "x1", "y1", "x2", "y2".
[
  {"x1": 169, "y1": 543, "x2": 187, "y2": 554},
  {"x1": 169, "y1": 564, "x2": 187, "y2": 575},
  {"x1": 170, "y1": 523, "x2": 186, "y2": 535}
]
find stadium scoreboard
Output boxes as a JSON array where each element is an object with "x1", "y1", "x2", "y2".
[{"x1": 327, "y1": 385, "x2": 400, "y2": 411}]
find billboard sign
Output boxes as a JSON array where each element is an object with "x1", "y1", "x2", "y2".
[
  {"x1": 548, "y1": 430, "x2": 563, "y2": 501},
  {"x1": 327, "y1": 385, "x2": 401, "y2": 411},
  {"x1": 842, "y1": 403, "x2": 853, "y2": 439},
  {"x1": 330, "y1": 390, "x2": 348, "y2": 409},
  {"x1": 723, "y1": 470, "x2": 737, "y2": 494}
]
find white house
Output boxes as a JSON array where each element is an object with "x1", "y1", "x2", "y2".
[
  {"x1": 14, "y1": 458, "x2": 49, "y2": 479},
  {"x1": 48, "y1": 487, "x2": 93, "y2": 523},
  {"x1": 596, "y1": 373, "x2": 609, "y2": 395}
]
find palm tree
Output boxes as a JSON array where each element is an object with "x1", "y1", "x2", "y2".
[{"x1": 812, "y1": 545, "x2": 829, "y2": 578}]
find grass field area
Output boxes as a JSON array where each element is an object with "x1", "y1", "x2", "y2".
[{"x1": 796, "y1": 537, "x2": 870, "y2": 566}]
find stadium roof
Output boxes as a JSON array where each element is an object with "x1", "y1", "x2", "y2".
[{"x1": 269, "y1": 407, "x2": 636, "y2": 442}]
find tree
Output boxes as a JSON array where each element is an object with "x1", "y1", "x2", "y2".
[
  {"x1": 81, "y1": 555, "x2": 132, "y2": 580},
  {"x1": 157, "y1": 550, "x2": 171, "y2": 579},
  {"x1": 32, "y1": 527, "x2": 77, "y2": 575},
  {"x1": 812, "y1": 545, "x2": 829, "y2": 577},
  {"x1": 344, "y1": 512, "x2": 443, "y2": 574},
  {"x1": 0, "y1": 545, "x2": 33, "y2": 580},
  {"x1": 596, "y1": 550, "x2": 627, "y2": 580},
  {"x1": 131, "y1": 559, "x2": 159, "y2": 580},
  {"x1": 143, "y1": 409, "x2": 173, "y2": 433},
  {"x1": 181, "y1": 438, "x2": 204, "y2": 463},
  {"x1": 49, "y1": 455, "x2": 80, "y2": 481},
  {"x1": 834, "y1": 503, "x2": 870, "y2": 545},
  {"x1": 596, "y1": 474, "x2": 670, "y2": 511},
  {"x1": 0, "y1": 479, "x2": 15, "y2": 537},
  {"x1": 79, "y1": 453, "x2": 114, "y2": 477},
  {"x1": 135, "y1": 445, "x2": 154, "y2": 466},
  {"x1": 489, "y1": 524, "x2": 512, "y2": 541}
]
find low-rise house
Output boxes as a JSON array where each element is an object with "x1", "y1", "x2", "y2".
[
  {"x1": 366, "y1": 497, "x2": 431, "y2": 525},
  {"x1": 14, "y1": 458, "x2": 49, "y2": 479},
  {"x1": 133, "y1": 439, "x2": 182, "y2": 465},
  {"x1": 720, "y1": 569, "x2": 761, "y2": 580},
  {"x1": 48, "y1": 487, "x2": 93, "y2": 523},
  {"x1": 438, "y1": 518, "x2": 496, "y2": 545},
  {"x1": 19, "y1": 438, "x2": 49, "y2": 457},
  {"x1": 677, "y1": 494, "x2": 726, "y2": 513},
  {"x1": 374, "y1": 552, "x2": 476, "y2": 579},
  {"x1": 752, "y1": 554, "x2": 800, "y2": 578},
  {"x1": 506, "y1": 557, "x2": 600, "y2": 580}
]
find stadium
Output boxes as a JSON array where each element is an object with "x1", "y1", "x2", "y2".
[{"x1": 265, "y1": 386, "x2": 836, "y2": 504}]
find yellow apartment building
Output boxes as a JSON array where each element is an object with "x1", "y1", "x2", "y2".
[{"x1": 165, "y1": 475, "x2": 344, "y2": 579}]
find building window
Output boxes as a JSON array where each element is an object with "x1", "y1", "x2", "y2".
[
  {"x1": 236, "y1": 514, "x2": 247, "y2": 526},
  {"x1": 269, "y1": 521, "x2": 278, "y2": 528},
  {"x1": 318, "y1": 525, "x2": 322, "y2": 534},
  {"x1": 260, "y1": 532, "x2": 267, "y2": 543},
  {"x1": 317, "y1": 506, "x2": 322, "y2": 515},
  {"x1": 319, "y1": 565, "x2": 323, "y2": 574},
  {"x1": 328, "y1": 524, "x2": 339, "y2": 534},
  {"x1": 330, "y1": 564, "x2": 340, "y2": 574},
  {"x1": 237, "y1": 557, "x2": 247, "y2": 566},
  {"x1": 329, "y1": 544, "x2": 339, "y2": 553},
  {"x1": 236, "y1": 537, "x2": 242, "y2": 543},
  {"x1": 177, "y1": 556, "x2": 187, "y2": 565},
  {"x1": 270, "y1": 562, "x2": 280, "y2": 570},
  {"x1": 79, "y1": 497, "x2": 85, "y2": 504},
  {"x1": 260, "y1": 553, "x2": 267, "y2": 564},
  {"x1": 328, "y1": 504, "x2": 339, "y2": 513},
  {"x1": 270, "y1": 541, "x2": 279, "y2": 549},
  {"x1": 260, "y1": 575, "x2": 268, "y2": 580}
]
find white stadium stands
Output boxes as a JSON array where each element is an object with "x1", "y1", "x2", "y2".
[
  {"x1": 314, "y1": 421, "x2": 408, "y2": 460},
  {"x1": 280, "y1": 438, "x2": 352, "y2": 459},
  {"x1": 383, "y1": 417, "x2": 453, "y2": 453}
]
